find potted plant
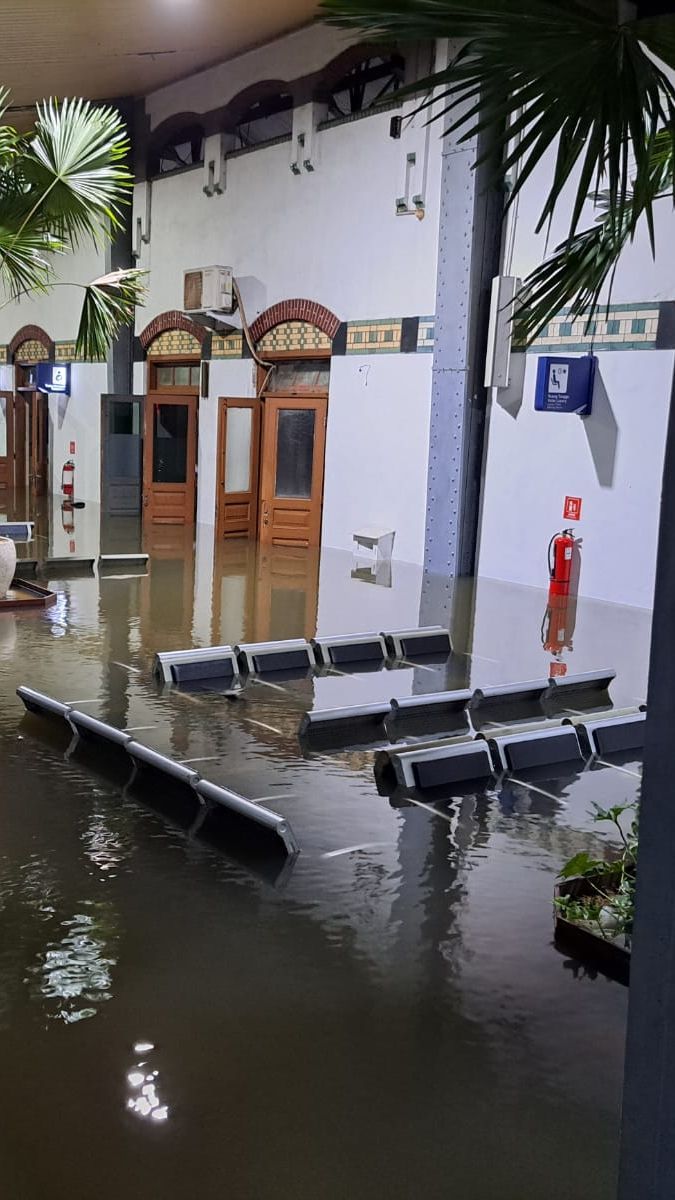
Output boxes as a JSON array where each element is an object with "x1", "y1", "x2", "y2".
[{"x1": 554, "y1": 803, "x2": 637, "y2": 985}]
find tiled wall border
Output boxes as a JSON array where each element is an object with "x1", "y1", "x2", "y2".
[{"x1": 3, "y1": 301, "x2": 675, "y2": 366}]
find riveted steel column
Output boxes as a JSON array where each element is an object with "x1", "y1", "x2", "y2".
[{"x1": 423, "y1": 108, "x2": 504, "y2": 628}]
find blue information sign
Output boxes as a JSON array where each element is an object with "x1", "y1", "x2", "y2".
[
  {"x1": 36, "y1": 362, "x2": 70, "y2": 395},
  {"x1": 534, "y1": 354, "x2": 596, "y2": 416}
]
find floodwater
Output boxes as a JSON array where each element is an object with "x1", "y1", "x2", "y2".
[{"x1": 0, "y1": 506, "x2": 649, "y2": 1199}]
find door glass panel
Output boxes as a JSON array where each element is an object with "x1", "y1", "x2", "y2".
[
  {"x1": 275, "y1": 409, "x2": 315, "y2": 499},
  {"x1": 224, "y1": 407, "x2": 252, "y2": 493},
  {"x1": 174, "y1": 366, "x2": 190, "y2": 387},
  {"x1": 156, "y1": 365, "x2": 173, "y2": 387},
  {"x1": 269, "y1": 360, "x2": 330, "y2": 392},
  {"x1": 0, "y1": 397, "x2": 7, "y2": 456},
  {"x1": 109, "y1": 401, "x2": 134, "y2": 435},
  {"x1": 153, "y1": 404, "x2": 188, "y2": 483},
  {"x1": 107, "y1": 402, "x2": 141, "y2": 481}
]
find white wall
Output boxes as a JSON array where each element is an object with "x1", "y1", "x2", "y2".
[
  {"x1": 323, "y1": 354, "x2": 432, "y2": 564},
  {"x1": 48, "y1": 364, "x2": 108, "y2": 505},
  {"x1": 477, "y1": 351, "x2": 673, "y2": 609},
  {"x1": 135, "y1": 105, "x2": 441, "y2": 328}
]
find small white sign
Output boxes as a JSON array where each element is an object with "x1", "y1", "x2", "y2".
[{"x1": 548, "y1": 363, "x2": 569, "y2": 394}]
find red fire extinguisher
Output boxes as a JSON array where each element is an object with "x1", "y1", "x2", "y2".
[
  {"x1": 542, "y1": 528, "x2": 581, "y2": 675},
  {"x1": 62, "y1": 459, "x2": 75, "y2": 499},
  {"x1": 548, "y1": 528, "x2": 575, "y2": 597}
]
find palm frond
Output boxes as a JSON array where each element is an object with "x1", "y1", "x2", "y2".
[
  {"x1": 0, "y1": 226, "x2": 64, "y2": 301},
  {"x1": 23, "y1": 98, "x2": 133, "y2": 247},
  {"x1": 0, "y1": 87, "x2": 22, "y2": 170},
  {"x1": 323, "y1": 2, "x2": 675, "y2": 234},
  {"x1": 517, "y1": 128, "x2": 675, "y2": 341},
  {"x1": 323, "y1": 0, "x2": 675, "y2": 339},
  {"x1": 75, "y1": 268, "x2": 146, "y2": 362}
]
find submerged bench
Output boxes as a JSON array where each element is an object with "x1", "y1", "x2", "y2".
[
  {"x1": 311, "y1": 632, "x2": 388, "y2": 668},
  {"x1": 17, "y1": 686, "x2": 298, "y2": 859},
  {"x1": 383, "y1": 626, "x2": 452, "y2": 660},
  {"x1": 571, "y1": 711, "x2": 646, "y2": 757},
  {"x1": 153, "y1": 646, "x2": 240, "y2": 686},
  {"x1": 376, "y1": 738, "x2": 496, "y2": 792},
  {"x1": 236, "y1": 639, "x2": 316, "y2": 675}
]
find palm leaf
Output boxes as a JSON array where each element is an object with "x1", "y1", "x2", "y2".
[
  {"x1": 23, "y1": 97, "x2": 133, "y2": 246},
  {"x1": 323, "y1": 0, "x2": 675, "y2": 338},
  {"x1": 323, "y1": 1, "x2": 675, "y2": 239},
  {"x1": 0, "y1": 226, "x2": 64, "y2": 301},
  {"x1": 516, "y1": 129, "x2": 675, "y2": 341},
  {"x1": 76, "y1": 268, "x2": 147, "y2": 361}
]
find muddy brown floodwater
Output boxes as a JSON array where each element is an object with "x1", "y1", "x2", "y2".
[{"x1": 0, "y1": 514, "x2": 645, "y2": 1199}]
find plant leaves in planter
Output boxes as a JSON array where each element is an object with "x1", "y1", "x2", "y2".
[{"x1": 557, "y1": 851, "x2": 606, "y2": 880}]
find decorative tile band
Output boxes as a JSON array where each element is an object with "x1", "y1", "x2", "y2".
[
  {"x1": 3, "y1": 301, "x2": 675, "y2": 367},
  {"x1": 258, "y1": 320, "x2": 332, "y2": 354},
  {"x1": 147, "y1": 329, "x2": 202, "y2": 357},
  {"x1": 212, "y1": 332, "x2": 244, "y2": 358},
  {"x1": 521, "y1": 302, "x2": 662, "y2": 353},
  {"x1": 346, "y1": 319, "x2": 402, "y2": 354},
  {"x1": 14, "y1": 339, "x2": 50, "y2": 363}
]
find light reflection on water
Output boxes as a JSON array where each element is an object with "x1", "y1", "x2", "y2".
[
  {"x1": 126, "y1": 1043, "x2": 170, "y2": 1123},
  {"x1": 27, "y1": 901, "x2": 117, "y2": 1024}
]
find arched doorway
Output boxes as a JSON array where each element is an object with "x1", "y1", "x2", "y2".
[
  {"x1": 216, "y1": 302, "x2": 338, "y2": 548},
  {"x1": 6, "y1": 326, "x2": 54, "y2": 497},
  {"x1": 137, "y1": 313, "x2": 204, "y2": 527}
]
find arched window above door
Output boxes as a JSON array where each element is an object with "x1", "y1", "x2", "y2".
[
  {"x1": 228, "y1": 82, "x2": 294, "y2": 150},
  {"x1": 318, "y1": 50, "x2": 405, "y2": 123},
  {"x1": 148, "y1": 116, "x2": 205, "y2": 177}
]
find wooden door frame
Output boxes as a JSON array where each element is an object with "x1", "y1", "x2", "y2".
[
  {"x1": 148, "y1": 354, "x2": 201, "y2": 396},
  {"x1": 255, "y1": 351, "x2": 330, "y2": 547},
  {"x1": 216, "y1": 396, "x2": 261, "y2": 540},
  {"x1": 0, "y1": 391, "x2": 13, "y2": 491},
  {"x1": 142, "y1": 391, "x2": 198, "y2": 526},
  {"x1": 144, "y1": 352, "x2": 199, "y2": 528},
  {"x1": 259, "y1": 393, "x2": 328, "y2": 547},
  {"x1": 14, "y1": 364, "x2": 49, "y2": 495}
]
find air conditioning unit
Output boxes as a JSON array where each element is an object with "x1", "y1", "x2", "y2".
[{"x1": 183, "y1": 266, "x2": 233, "y2": 314}]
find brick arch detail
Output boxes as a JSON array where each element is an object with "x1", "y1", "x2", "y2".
[
  {"x1": 138, "y1": 310, "x2": 206, "y2": 352},
  {"x1": 250, "y1": 300, "x2": 340, "y2": 346},
  {"x1": 9, "y1": 324, "x2": 54, "y2": 362}
]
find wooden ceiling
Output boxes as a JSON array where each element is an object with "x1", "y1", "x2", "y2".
[{"x1": 0, "y1": 0, "x2": 320, "y2": 123}]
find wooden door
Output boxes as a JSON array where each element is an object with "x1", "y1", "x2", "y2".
[
  {"x1": 12, "y1": 394, "x2": 27, "y2": 491},
  {"x1": 28, "y1": 392, "x2": 48, "y2": 495},
  {"x1": 102, "y1": 394, "x2": 143, "y2": 516},
  {"x1": 216, "y1": 397, "x2": 261, "y2": 539},
  {"x1": 259, "y1": 395, "x2": 327, "y2": 547},
  {"x1": 0, "y1": 392, "x2": 13, "y2": 492},
  {"x1": 142, "y1": 394, "x2": 197, "y2": 526}
]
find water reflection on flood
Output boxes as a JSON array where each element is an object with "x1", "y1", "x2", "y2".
[
  {"x1": 0, "y1": 502, "x2": 652, "y2": 1199},
  {"x1": 29, "y1": 902, "x2": 117, "y2": 1024}
]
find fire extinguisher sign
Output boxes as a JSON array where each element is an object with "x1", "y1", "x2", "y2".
[{"x1": 563, "y1": 495, "x2": 582, "y2": 521}]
